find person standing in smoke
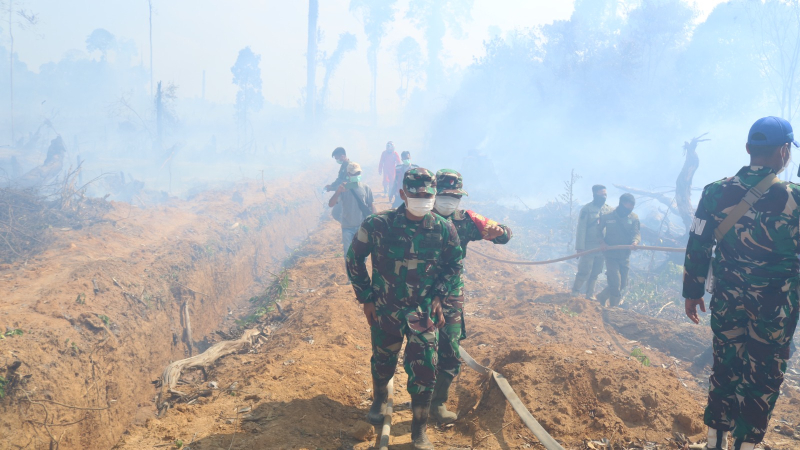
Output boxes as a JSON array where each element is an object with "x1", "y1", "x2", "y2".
[
  {"x1": 328, "y1": 162, "x2": 375, "y2": 260},
  {"x1": 430, "y1": 169, "x2": 512, "y2": 424},
  {"x1": 391, "y1": 151, "x2": 418, "y2": 207},
  {"x1": 379, "y1": 141, "x2": 401, "y2": 197},
  {"x1": 572, "y1": 185, "x2": 613, "y2": 300},
  {"x1": 596, "y1": 193, "x2": 640, "y2": 307},
  {"x1": 324, "y1": 147, "x2": 350, "y2": 192},
  {"x1": 346, "y1": 168, "x2": 463, "y2": 450},
  {"x1": 683, "y1": 116, "x2": 800, "y2": 450}
]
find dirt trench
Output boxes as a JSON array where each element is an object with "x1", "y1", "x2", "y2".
[{"x1": 0, "y1": 173, "x2": 327, "y2": 449}]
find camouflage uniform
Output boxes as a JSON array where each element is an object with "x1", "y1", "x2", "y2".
[
  {"x1": 346, "y1": 169, "x2": 464, "y2": 395},
  {"x1": 683, "y1": 166, "x2": 800, "y2": 445},
  {"x1": 572, "y1": 201, "x2": 613, "y2": 298},
  {"x1": 434, "y1": 170, "x2": 513, "y2": 382},
  {"x1": 596, "y1": 205, "x2": 640, "y2": 307}
]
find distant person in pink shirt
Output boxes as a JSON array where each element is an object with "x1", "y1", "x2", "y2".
[{"x1": 378, "y1": 141, "x2": 401, "y2": 197}]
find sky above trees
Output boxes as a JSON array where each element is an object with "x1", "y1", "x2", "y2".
[{"x1": 9, "y1": 0, "x2": 725, "y2": 113}]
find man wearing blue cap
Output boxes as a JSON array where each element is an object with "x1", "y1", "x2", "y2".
[{"x1": 683, "y1": 116, "x2": 800, "y2": 450}]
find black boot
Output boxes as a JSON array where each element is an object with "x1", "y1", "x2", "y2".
[
  {"x1": 411, "y1": 392, "x2": 435, "y2": 450},
  {"x1": 430, "y1": 375, "x2": 457, "y2": 424},
  {"x1": 366, "y1": 378, "x2": 389, "y2": 425}
]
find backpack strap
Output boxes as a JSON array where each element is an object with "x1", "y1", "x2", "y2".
[{"x1": 713, "y1": 173, "x2": 779, "y2": 241}]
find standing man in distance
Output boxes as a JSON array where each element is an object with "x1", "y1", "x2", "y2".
[
  {"x1": 379, "y1": 141, "x2": 401, "y2": 197},
  {"x1": 431, "y1": 169, "x2": 512, "y2": 424},
  {"x1": 346, "y1": 168, "x2": 463, "y2": 450},
  {"x1": 391, "y1": 151, "x2": 418, "y2": 207},
  {"x1": 572, "y1": 185, "x2": 612, "y2": 300},
  {"x1": 328, "y1": 162, "x2": 375, "y2": 260},
  {"x1": 596, "y1": 193, "x2": 640, "y2": 307},
  {"x1": 324, "y1": 147, "x2": 350, "y2": 192},
  {"x1": 684, "y1": 116, "x2": 800, "y2": 450}
]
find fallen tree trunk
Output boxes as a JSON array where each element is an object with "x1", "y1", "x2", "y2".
[{"x1": 157, "y1": 329, "x2": 261, "y2": 416}]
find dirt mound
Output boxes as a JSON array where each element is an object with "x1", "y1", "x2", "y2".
[{"x1": 478, "y1": 345, "x2": 703, "y2": 444}]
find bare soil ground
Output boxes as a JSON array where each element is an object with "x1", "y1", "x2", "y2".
[{"x1": 3, "y1": 187, "x2": 799, "y2": 450}]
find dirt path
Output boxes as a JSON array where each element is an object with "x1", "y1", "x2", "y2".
[{"x1": 115, "y1": 191, "x2": 799, "y2": 449}]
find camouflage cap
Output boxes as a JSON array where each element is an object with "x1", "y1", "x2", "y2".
[
  {"x1": 435, "y1": 169, "x2": 468, "y2": 196},
  {"x1": 403, "y1": 168, "x2": 437, "y2": 195},
  {"x1": 347, "y1": 162, "x2": 362, "y2": 175}
]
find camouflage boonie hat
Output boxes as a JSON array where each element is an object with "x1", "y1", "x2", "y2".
[
  {"x1": 403, "y1": 168, "x2": 437, "y2": 195},
  {"x1": 435, "y1": 169, "x2": 468, "y2": 196}
]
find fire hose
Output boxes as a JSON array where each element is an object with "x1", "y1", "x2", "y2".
[
  {"x1": 374, "y1": 347, "x2": 567, "y2": 450},
  {"x1": 469, "y1": 244, "x2": 685, "y2": 265}
]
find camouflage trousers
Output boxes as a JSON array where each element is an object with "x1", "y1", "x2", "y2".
[
  {"x1": 371, "y1": 305, "x2": 438, "y2": 395},
  {"x1": 705, "y1": 276, "x2": 799, "y2": 444},
  {"x1": 436, "y1": 296, "x2": 466, "y2": 382}
]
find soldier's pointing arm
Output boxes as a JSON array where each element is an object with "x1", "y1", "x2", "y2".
[
  {"x1": 682, "y1": 187, "x2": 715, "y2": 299},
  {"x1": 346, "y1": 220, "x2": 376, "y2": 303}
]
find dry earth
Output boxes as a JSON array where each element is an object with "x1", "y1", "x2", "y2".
[{"x1": 2, "y1": 182, "x2": 799, "y2": 450}]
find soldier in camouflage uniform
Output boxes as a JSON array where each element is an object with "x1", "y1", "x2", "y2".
[
  {"x1": 683, "y1": 116, "x2": 800, "y2": 450},
  {"x1": 431, "y1": 169, "x2": 512, "y2": 424},
  {"x1": 346, "y1": 168, "x2": 463, "y2": 450},
  {"x1": 596, "y1": 193, "x2": 640, "y2": 307},
  {"x1": 572, "y1": 185, "x2": 613, "y2": 299}
]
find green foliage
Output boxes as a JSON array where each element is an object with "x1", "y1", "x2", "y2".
[
  {"x1": 76, "y1": 293, "x2": 86, "y2": 304},
  {"x1": 624, "y1": 261, "x2": 684, "y2": 318},
  {"x1": 236, "y1": 271, "x2": 290, "y2": 327},
  {"x1": 0, "y1": 376, "x2": 6, "y2": 398},
  {"x1": 98, "y1": 315, "x2": 110, "y2": 326},
  {"x1": 174, "y1": 439, "x2": 183, "y2": 448},
  {"x1": 1, "y1": 329, "x2": 24, "y2": 339},
  {"x1": 559, "y1": 305, "x2": 578, "y2": 317},
  {"x1": 630, "y1": 347, "x2": 651, "y2": 367}
]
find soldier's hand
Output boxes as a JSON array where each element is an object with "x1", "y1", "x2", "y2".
[
  {"x1": 336, "y1": 183, "x2": 347, "y2": 194},
  {"x1": 484, "y1": 225, "x2": 504, "y2": 240},
  {"x1": 363, "y1": 302, "x2": 378, "y2": 326},
  {"x1": 685, "y1": 298, "x2": 706, "y2": 324},
  {"x1": 432, "y1": 297, "x2": 445, "y2": 329}
]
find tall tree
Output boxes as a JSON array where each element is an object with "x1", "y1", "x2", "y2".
[
  {"x1": 85, "y1": 28, "x2": 116, "y2": 61},
  {"x1": 306, "y1": 0, "x2": 318, "y2": 124},
  {"x1": 149, "y1": 0, "x2": 154, "y2": 97},
  {"x1": 3, "y1": 0, "x2": 37, "y2": 145},
  {"x1": 406, "y1": 0, "x2": 472, "y2": 92},
  {"x1": 317, "y1": 33, "x2": 357, "y2": 115},
  {"x1": 231, "y1": 47, "x2": 264, "y2": 148},
  {"x1": 396, "y1": 36, "x2": 423, "y2": 101},
  {"x1": 747, "y1": 0, "x2": 800, "y2": 121},
  {"x1": 349, "y1": 0, "x2": 397, "y2": 122}
]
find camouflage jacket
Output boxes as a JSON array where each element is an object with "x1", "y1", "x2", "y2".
[
  {"x1": 600, "y1": 209, "x2": 640, "y2": 259},
  {"x1": 346, "y1": 204, "x2": 464, "y2": 310},
  {"x1": 575, "y1": 202, "x2": 613, "y2": 250},
  {"x1": 443, "y1": 209, "x2": 512, "y2": 296},
  {"x1": 682, "y1": 166, "x2": 800, "y2": 299}
]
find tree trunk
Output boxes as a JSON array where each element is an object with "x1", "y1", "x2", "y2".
[
  {"x1": 305, "y1": 0, "x2": 318, "y2": 125},
  {"x1": 675, "y1": 134, "x2": 708, "y2": 236},
  {"x1": 155, "y1": 81, "x2": 163, "y2": 151},
  {"x1": 8, "y1": 0, "x2": 14, "y2": 145},
  {"x1": 149, "y1": 0, "x2": 154, "y2": 98}
]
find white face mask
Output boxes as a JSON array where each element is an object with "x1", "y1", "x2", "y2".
[
  {"x1": 405, "y1": 197, "x2": 435, "y2": 216},
  {"x1": 434, "y1": 196, "x2": 461, "y2": 216}
]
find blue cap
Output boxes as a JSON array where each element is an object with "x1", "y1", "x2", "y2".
[{"x1": 748, "y1": 116, "x2": 799, "y2": 148}]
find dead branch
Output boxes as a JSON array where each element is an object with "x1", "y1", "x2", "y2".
[{"x1": 156, "y1": 329, "x2": 261, "y2": 416}]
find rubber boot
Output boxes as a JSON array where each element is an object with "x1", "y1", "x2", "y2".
[
  {"x1": 430, "y1": 376, "x2": 457, "y2": 424},
  {"x1": 366, "y1": 378, "x2": 389, "y2": 425},
  {"x1": 732, "y1": 440, "x2": 755, "y2": 450},
  {"x1": 706, "y1": 428, "x2": 729, "y2": 449},
  {"x1": 411, "y1": 392, "x2": 435, "y2": 450},
  {"x1": 585, "y1": 279, "x2": 598, "y2": 301}
]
